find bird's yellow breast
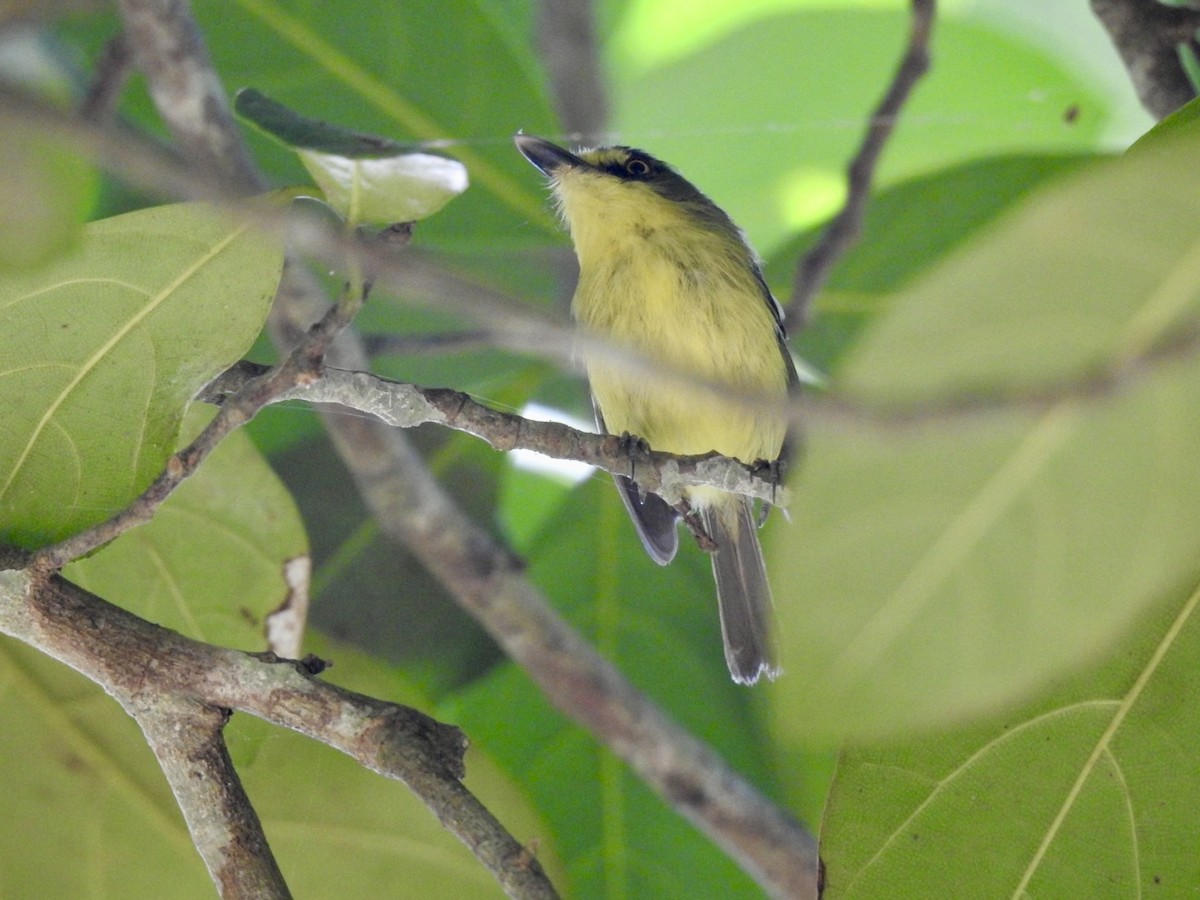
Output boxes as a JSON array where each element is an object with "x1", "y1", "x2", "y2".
[{"x1": 554, "y1": 168, "x2": 790, "y2": 472}]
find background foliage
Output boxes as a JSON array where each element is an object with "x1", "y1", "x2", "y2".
[{"x1": 4, "y1": 0, "x2": 1197, "y2": 897}]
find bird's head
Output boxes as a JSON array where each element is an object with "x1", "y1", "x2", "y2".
[{"x1": 514, "y1": 133, "x2": 741, "y2": 259}]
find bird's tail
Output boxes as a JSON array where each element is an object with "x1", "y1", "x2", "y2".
[{"x1": 701, "y1": 498, "x2": 779, "y2": 685}]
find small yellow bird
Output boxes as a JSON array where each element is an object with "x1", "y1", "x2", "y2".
[{"x1": 515, "y1": 134, "x2": 798, "y2": 685}]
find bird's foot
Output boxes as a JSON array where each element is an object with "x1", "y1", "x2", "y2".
[{"x1": 751, "y1": 457, "x2": 787, "y2": 527}]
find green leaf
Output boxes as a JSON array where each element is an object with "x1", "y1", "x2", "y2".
[
  {"x1": 64, "y1": 406, "x2": 308, "y2": 650},
  {"x1": 235, "y1": 87, "x2": 412, "y2": 156},
  {"x1": 763, "y1": 153, "x2": 1097, "y2": 373},
  {"x1": 0, "y1": 125, "x2": 96, "y2": 271},
  {"x1": 1128, "y1": 93, "x2": 1200, "y2": 154},
  {"x1": 838, "y1": 139, "x2": 1200, "y2": 406},
  {"x1": 767, "y1": 129, "x2": 1200, "y2": 741},
  {"x1": 0, "y1": 31, "x2": 97, "y2": 270},
  {"x1": 205, "y1": 0, "x2": 558, "y2": 242},
  {"x1": 819, "y1": 578, "x2": 1200, "y2": 896},
  {"x1": 0, "y1": 201, "x2": 283, "y2": 549},
  {"x1": 235, "y1": 88, "x2": 469, "y2": 224},
  {"x1": 446, "y1": 478, "x2": 780, "y2": 897},
  {"x1": 612, "y1": 10, "x2": 1111, "y2": 254}
]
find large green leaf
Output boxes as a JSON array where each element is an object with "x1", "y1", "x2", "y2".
[
  {"x1": 64, "y1": 406, "x2": 307, "y2": 650},
  {"x1": 767, "y1": 127, "x2": 1200, "y2": 741},
  {"x1": 819, "y1": 577, "x2": 1200, "y2": 896},
  {"x1": 0, "y1": 638, "x2": 214, "y2": 898},
  {"x1": 0, "y1": 201, "x2": 283, "y2": 549},
  {"x1": 838, "y1": 144, "x2": 1200, "y2": 406}
]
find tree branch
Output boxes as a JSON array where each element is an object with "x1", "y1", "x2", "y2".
[
  {"x1": 1091, "y1": 0, "x2": 1200, "y2": 120},
  {"x1": 116, "y1": 0, "x2": 264, "y2": 191},
  {"x1": 137, "y1": 699, "x2": 291, "y2": 899},
  {"x1": 535, "y1": 0, "x2": 609, "y2": 141},
  {"x1": 787, "y1": 0, "x2": 936, "y2": 324},
  {"x1": 202, "y1": 361, "x2": 790, "y2": 508},
  {"x1": 0, "y1": 570, "x2": 558, "y2": 899},
  {"x1": 80, "y1": 32, "x2": 134, "y2": 124}
]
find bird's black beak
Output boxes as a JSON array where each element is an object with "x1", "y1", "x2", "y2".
[{"x1": 514, "y1": 133, "x2": 584, "y2": 176}]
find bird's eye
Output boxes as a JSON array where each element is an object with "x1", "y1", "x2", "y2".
[{"x1": 625, "y1": 158, "x2": 650, "y2": 177}]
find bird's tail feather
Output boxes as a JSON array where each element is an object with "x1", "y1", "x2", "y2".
[{"x1": 701, "y1": 499, "x2": 779, "y2": 685}]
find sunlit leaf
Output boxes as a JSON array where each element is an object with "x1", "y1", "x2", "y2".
[{"x1": 613, "y1": 10, "x2": 1111, "y2": 253}]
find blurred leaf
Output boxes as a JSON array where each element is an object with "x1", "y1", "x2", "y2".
[
  {"x1": 838, "y1": 138, "x2": 1200, "y2": 406},
  {"x1": 1128, "y1": 92, "x2": 1200, "y2": 154},
  {"x1": 496, "y1": 462, "x2": 579, "y2": 556},
  {"x1": 64, "y1": 406, "x2": 308, "y2": 650},
  {"x1": 0, "y1": 31, "x2": 96, "y2": 269},
  {"x1": 0, "y1": 124, "x2": 95, "y2": 270},
  {"x1": 446, "y1": 478, "x2": 780, "y2": 897},
  {"x1": 819, "y1": 578, "x2": 1200, "y2": 896},
  {"x1": 764, "y1": 153, "x2": 1097, "y2": 372},
  {"x1": 768, "y1": 130, "x2": 1200, "y2": 741},
  {"x1": 612, "y1": 10, "x2": 1109, "y2": 253},
  {"x1": 0, "y1": 201, "x2": 283, "y2": 549}
]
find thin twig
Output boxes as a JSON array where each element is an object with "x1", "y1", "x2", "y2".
[
  {"x1": 787, "y1": 0, "x2": 936, "y2": 324},
  {"x1": 1091, "y1": 0, "x2": 1200, "y2": 119},
  {"x1": 116, "y1": 0, "x2": 264, "y2": 192},
  {"x1": 535, "y1": 0, "x2": 608, "y2": 141},
  {"x1": 80, "y1": 32, "x2": 134, "y2": 123},
  {"x1": 363, "y1": 329, "x2": 494, "y2": 356}
]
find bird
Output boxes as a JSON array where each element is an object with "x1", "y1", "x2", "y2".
[{"x1": 515, "y1": 133, "x2": 798, "y2": 685}]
